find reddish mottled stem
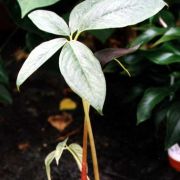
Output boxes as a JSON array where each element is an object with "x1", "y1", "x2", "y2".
[{"x1": 81, "y1": 117, "x2": 88, "y2": 180}]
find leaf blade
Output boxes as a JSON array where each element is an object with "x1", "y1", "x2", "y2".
[
  {"x1": 17, "y1": 0, "x2": 61, "y2": 18},
  {"x1": 28, "y1": 10, "x2": 70, "y2": 36},
  {"x1": 45, "y1": 151, "x2": 55, "y2": 180},
  {"x1": 70, "y1": 0, "x2": 166, "y2": 33},
  {"x1": 153, "y1": 27, "x2": 180, "y2": 46},
  {"x1": 68, "y1": 143, "x2": 83, "y2": 171},
  {"x1": 137, "y1": 87, "x2": 170, "y2": 124},
  {"x1": 16, "y1": 38, "x2": 67, "y2": 88},
  {"x1": 59, "y1": 40, "x2": 106, "y2": 114},
  {"x1": 95, "y1": 45, "x2": 140, "y2": 66},
  {"x1": 55, "y1": 138, "x2": 68, "y2": 165}
]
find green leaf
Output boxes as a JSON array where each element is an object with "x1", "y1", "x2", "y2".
[
  {"x1": 166, "y1": 103, "x2": 180, "y2": 149},
  {"x1": 16, "y1": 38, "x2": 67, "y2": 89},
  {"x1": 131, "y1": 27, "x2": 166, "y2": 46},
  {"x1": 68, "y1": 143, "x2": 83, "y2": 172},
  {"x1": 137, "y1": 87, "x2": 170, "y2": 124},
  {"x1": 45, "y1": 151, "x2": 55, "y2": 180},
  {"x1": 55, "y1": 138, "x2": 68, "y2": 165},
  {"x1": 17, "y1": 0, "x2": 61, "y2": 18},
  {"x1": 69, "y1": 0, "x2": 166, "y2": 33},
  {"x1": 0, "y1": 85, "x2": 12, "y2": 105},
  {"x1": 153, "y1": 27, "x2": 180, "y2": 46},
  {"x1": 59, "y1": 40, "x2": 106, "y2": 114},
  {"x1": 145, "y1": 51, "x2": 180, "y2": 65},
  {"x1": 151, "y1": 10, "x2": 175, "y2": 27},
  {"x1": 28, "y1": 10, "x2": 70, "y2": 36}
]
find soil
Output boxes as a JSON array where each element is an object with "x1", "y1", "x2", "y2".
[{"x1": 0, "y1": 29, "x2": 180, "y2": 180}]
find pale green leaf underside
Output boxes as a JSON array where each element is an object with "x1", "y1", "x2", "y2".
[
  {"x1": 17, "y1": 0, "x2": 61, "y2": 18},
  {"x1": 55, "y1": 138, "x2": 68, "y2": 165},
  {"x1": 68, "y1": 143, "x2": 83, "y2": 171},
  {"x1": 28, "y1": 10, "x2": 70, "y2": 36},
  {"x1": 16, "y1": 38, "x2": 67, "y2": 88},
  {"x1": 59, "y1": 40, "x2": 106, "y2": 113},
  {"x1": 70, "y1": 0, "x2": 166, "y2": 33},
  {"x1": 45, "y1": 151, "x2": 55, "y2": 180}
]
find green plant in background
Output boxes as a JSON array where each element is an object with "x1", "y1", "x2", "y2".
[
  {"x1": 17, "y1": 0, "x2": 61, "y2": 18},
  {"x1": 118, "y1": 7, "x2": 180, "y2": 149},
  {"x1": 16, "y1": 0, "x2": 166, "y2": 180}
]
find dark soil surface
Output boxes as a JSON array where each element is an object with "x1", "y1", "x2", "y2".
[{"x1": 0, "y1": 29, "x2": 180, "y2": 180}]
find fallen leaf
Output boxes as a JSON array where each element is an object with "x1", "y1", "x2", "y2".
[
  {"x1": 18, "y1": 142, "x2": 30, "y2": 151},
  {"x1": 59, "y1": 98, "x2": 77, "y2": 111},
  {"x1": 48, "y1": 113, "x2": 73, "y2": 132}
]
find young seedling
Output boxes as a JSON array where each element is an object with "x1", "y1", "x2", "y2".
[{"x1": 16, "y1": 0, "x2": 167, "y2": 179}]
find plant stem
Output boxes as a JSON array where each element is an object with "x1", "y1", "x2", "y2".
[
  {"x1": 82, "y1": 99, "x2": 100, "y2": 180},
  {"x1": 74, "y1": 31, "x2": 81, "y2": 41},
  {"x1": 114, "y1": 58, "x2": 131, "y2": 77},
  {"x1": 81, "y1": 109, "x2": 88, "y2": 180}
]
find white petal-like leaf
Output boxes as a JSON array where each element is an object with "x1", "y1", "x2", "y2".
[
  {"x1": 45, "y1": 150, "x2": 55, "y2": 180},
  {"x1": 17, "y1": 0, "x2": 61, "y2": 18},
  {"x1": 59, "y1": 40, "x2": 106, "y2": 113},
  {"x1": 68, "y1": 143, "x2": 83, "y2": 171},
  {"x1": 69, "y1": 1, "x2": 90, "y2": 34},
  {"x1": 28, "y1": 10, "x2": 70, "y2": 36},
  {"x1": 70, "y1": 0, "x2": 166, "y2": 33},
  {"x1": 55, "y1": 138, "x2": 68, "y2": 165},
  {"x1": 16, "y1": 38, "x2": 67, "y2": 88}
]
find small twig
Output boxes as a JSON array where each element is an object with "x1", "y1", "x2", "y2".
[{"x1": 114, "y1": 58, "x2": 131, "y2": 77}]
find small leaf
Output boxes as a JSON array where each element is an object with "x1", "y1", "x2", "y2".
[
  {"x1": 45, "y1": 151, "x2": 55, "y2": 180},
  {"x1": 166, "y1": 103, "x2": 180, "y2": 149},
  {"x1": 131, "y1": 27, "x2": 166, "y2": 46},
  {"x1": 17, "y1": 0, "x2": 61, "y2": 18},
  {"x1": 16, "y1": 38, "x2": 67, "y2": 89},
  {"x1": 68, "y1": 143, "x2": 83, "y2": 171},
  {"x1": 59, "y1": 40, "x2": 106, "y2": 114},
  {"x1": 55, "y1": 138, "x2": 68, "y2": 165},
  {"x1": 0, "y1": 85, "x2": 12, "y2": 105},
  {"x1": 28, "y1": 10, "x2": 70, "y2": 36},
  {"x1": 144, "y1": 43, "x2": 180, "y2": 65},
  {"x1": 145, "y1": 51, "x2": 180, "y2": 65},
  {"x1": 153, "y1": 27, "x2": 180, "y2": 46},
  {"x1": 94, "y1": 45, "x2": 140, "y2": 66},
  {"x1": 59, "y1": 98, "x2": 77, "y2": 110},
  {"x1": 70, "y1": 0, "x2": 166, "y2": 33},
  {"x1": 137, "y1": 87, "x2": 170, "y2": 124}
]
